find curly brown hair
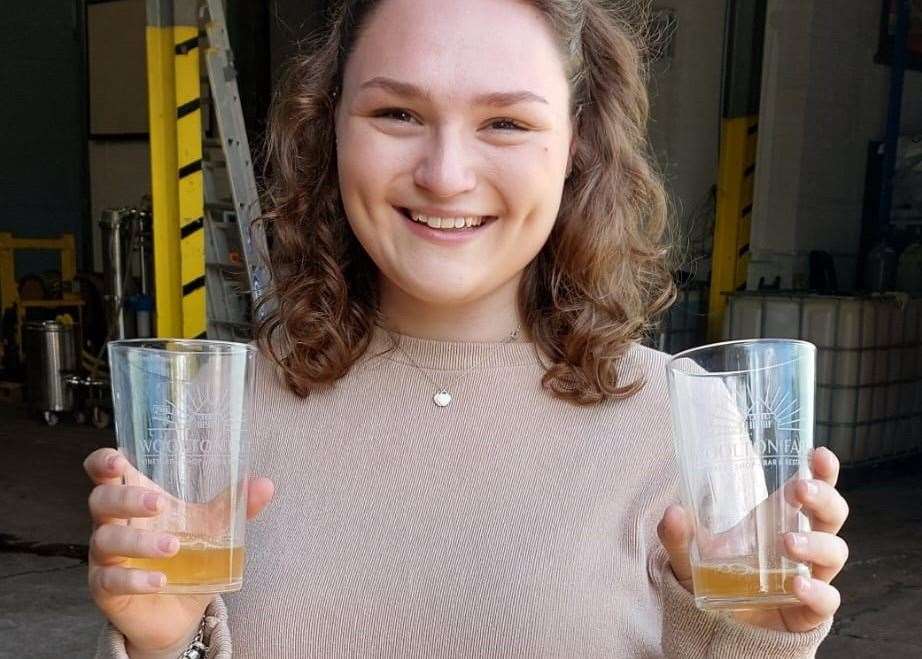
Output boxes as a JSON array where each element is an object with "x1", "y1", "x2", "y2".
[{"x1": 256, "y1": 0, "x2": 676, "y2": 406}]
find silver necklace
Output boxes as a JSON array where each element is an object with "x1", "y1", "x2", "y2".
[{"x1": 386, "y1": 326, "x2": 521, "y2": 408}]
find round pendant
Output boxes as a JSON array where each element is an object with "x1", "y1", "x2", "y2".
[{"x1": 433, "y1": 391, "x2": 452, "y2": 407}]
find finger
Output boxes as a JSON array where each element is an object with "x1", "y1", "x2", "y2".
[
  {"x1": 246, "y1": 477, "x2": 275, "y2": 520},
  {"x1": 810, "y1": 447, "x2": 840, "y2": 487},
  {"x1": 89, "y1": 564, "x2": 167, "y2": 596},
  {"x1": 194, "y1": 477, "x2": 275, "y2": 535},
  {"x1": 780, "y1": 478, "x2": 805, "y2": 510},
  {"x1": 88, "y1": 484, "x2": 165, "y2": 526},
  {"x1": 783, "y1": 532, "x2": 849, "y2": 583},
  {"x1": 83, "y1": 448, "x2": 130, "y2": 486},
  {"x1": 90, "y1": 524, "x2": 179, "y2": 567},
  {"x1": 793, "y1": 479, "x2": 849, "y2": 534},
  {"x1": 657, "y1": 504, "x2": 693, "y2": 585},
  {"x1": 779, "y1": 578, "x2": 841, "y2": 633},
  {"x1": 83, "y1": 447, "x2": 161, "y2": 491}
]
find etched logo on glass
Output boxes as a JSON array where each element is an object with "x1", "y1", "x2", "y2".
[
  {"x1": 143, "y1": 384, "x2": 246, "y2": 467},
  {"x1": 698, "y1": 381, "x2": 802, "y2": 470}
]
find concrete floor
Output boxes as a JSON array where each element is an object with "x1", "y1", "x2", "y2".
[{"x1": 0, "y1": 404, "x2": 920, "y2": 658}]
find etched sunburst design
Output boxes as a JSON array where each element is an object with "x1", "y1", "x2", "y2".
[
  {"x1": 149, "y1": 384, "x2": 238, "y2": 430},
  {"x1": 745, "y1": 380, "x2": 801, "y2": 432},
  {"x1": 703, "y1": 378, "x2": 802, "y2": 462},
  {"x1": 144, "y1": 382, "x2": 245, "y2": 464}
]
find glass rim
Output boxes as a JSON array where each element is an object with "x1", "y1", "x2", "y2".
[
  {"x1": 666, "y1": 338, "x2": 816, "y2": 378},
  {"x1": 108, "y1": 338, "x2": 256, "y2": 356}
]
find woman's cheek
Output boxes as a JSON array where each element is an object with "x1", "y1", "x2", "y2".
[{"x1": 485, "y1": 144, "x2": 566, "y2": 204}]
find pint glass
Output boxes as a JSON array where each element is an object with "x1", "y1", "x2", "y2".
[
  {"x1": 108, "y1": 339, "x2": 255, "y2": 593},
  {"x1": 666, "y1": 339, "x2": 815, "y2": 610}
]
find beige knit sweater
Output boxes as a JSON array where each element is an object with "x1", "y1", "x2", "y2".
[{"x1": 97, "y1": 328, "x2": 831, "y2": 657}]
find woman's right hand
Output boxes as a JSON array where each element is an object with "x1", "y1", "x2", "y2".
[{"x1": 84, "y1": 447, "x2": 275, "y2": 658}]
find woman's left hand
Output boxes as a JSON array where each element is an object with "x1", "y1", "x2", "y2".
[{"x1": 657, "y1": 446, "x2": 850, "y2": 632}]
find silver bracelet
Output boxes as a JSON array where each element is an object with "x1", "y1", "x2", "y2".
[{"x1": 178, "y1": 616, "x2": 207, "y2": 659}]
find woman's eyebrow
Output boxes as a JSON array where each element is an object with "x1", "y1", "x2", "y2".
[{"x1": 358, "y1": 76, "x2": 549, "y2": 107}]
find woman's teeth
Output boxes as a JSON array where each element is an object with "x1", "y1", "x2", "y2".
[{"x1": 409, "y1": 212, "x2": 487, "y2": 229}]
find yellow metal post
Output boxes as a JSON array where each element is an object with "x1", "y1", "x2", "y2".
[
  {"x1": 174, "y1": 8, "x2": 206, "y2": 339},
  {"x1": 146, "y1": 0, "x2": 206, "y2": 338},
  {"x1": 147, "y1": 0, "x2": 182, "y2": 337},
  {"x1": 707, "y1": 116, "x2": 758, "y2": 340}
]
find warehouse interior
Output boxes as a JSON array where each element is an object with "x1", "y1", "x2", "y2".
[{"x1": 1, "y1": 0, "x2": 921, "y2": 656}]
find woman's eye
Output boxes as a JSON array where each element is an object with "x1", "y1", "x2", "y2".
[
  {"x1": 375, "y1": 108, "x2": 416, "y2": 123},
  {"x1": 489, "y1": 119, "x2": 526, "y2": 131},
  {"x1": 372, "y1": 110, "x2": 526, "y2": 132}
]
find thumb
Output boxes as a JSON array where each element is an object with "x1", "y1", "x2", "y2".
[
  {"x1": 657, "y1": 504, "x2": 694, "y2": 588},
  {"x1": 246, "y1": 477, "x2": 275, "y2": 520}
]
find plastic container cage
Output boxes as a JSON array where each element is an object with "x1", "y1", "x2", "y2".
[{"x1": 723, "y1": 292, "x2": 922, "y2": 466}]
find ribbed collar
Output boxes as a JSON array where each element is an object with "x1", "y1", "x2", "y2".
[{"x1": 365, "y1": 324, "x2": 546, "y2": 371}]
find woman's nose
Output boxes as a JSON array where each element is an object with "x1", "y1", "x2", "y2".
[{"x1": 413, "y1": 130, "x2": 477, "y2": 197}]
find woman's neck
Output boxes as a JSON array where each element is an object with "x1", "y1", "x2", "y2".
[{"x1": 377, "y1": 278, "x2": 525, "y2": 343}]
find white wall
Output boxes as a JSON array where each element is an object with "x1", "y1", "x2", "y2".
[{"x1": 749, "y1": 0, "x2": 922, "y2": 291}]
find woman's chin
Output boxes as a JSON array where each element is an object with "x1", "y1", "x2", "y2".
[{"x1": 385, "y1": 274, "x2": 488, "y2": 308}]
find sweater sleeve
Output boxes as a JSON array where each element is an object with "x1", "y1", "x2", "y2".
[
  {"x1": 93, "y1": 596, "x2": 232, "y2": 659},
  {"x1": 651, "y1": 540, "x2": 832, "y2": 657},
  {"x1": 646, "y1": 473, "x2": 832, "y2": 657}
]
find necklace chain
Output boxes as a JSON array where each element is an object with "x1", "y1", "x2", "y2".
[{"x1": 384, "y1": 326, "x2": 521, "y2": 408}]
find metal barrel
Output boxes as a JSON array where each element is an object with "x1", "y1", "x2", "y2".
[{"x1": 23, "y1": 321, "x2": 78, "y2": 413}]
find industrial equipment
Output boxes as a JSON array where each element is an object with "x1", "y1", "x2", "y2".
[
  {"x1": 22, "y1": 319, "x2": 78, "y2": 426},
  {"x1": 99, "y1": 206, "x2": 154, "y2": 340}
]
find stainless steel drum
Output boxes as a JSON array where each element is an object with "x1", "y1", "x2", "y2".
[{"x1": 23, "y1": 320, "x2": 78, "y2": 425}]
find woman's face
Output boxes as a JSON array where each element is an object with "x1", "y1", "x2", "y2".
[{"x1": 336, "y1": 0, "x2": 574, "y2": 310}]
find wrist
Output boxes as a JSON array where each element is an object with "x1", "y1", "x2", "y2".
[
  {"x1": 665, "y1": 560, "x2": 695, "y2": 594},
  {"x1": 125, "y1": 618, "x2": 204, "y2": 659}
]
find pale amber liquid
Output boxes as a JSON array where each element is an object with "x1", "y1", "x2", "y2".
[
  {"x1": 693, "y1": 562, "x2": 799, "y2": 600},
  {"x1": 128, "y1": 534, "x2": 245, "y2": 586}
]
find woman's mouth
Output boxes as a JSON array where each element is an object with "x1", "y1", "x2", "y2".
[{"x1": 396, "y1": 207, "x2": 498, "y2": 234}]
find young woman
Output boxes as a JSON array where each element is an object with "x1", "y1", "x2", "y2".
[{"x1": 88, "y1": 0, "x2": 849, "y2": 656}]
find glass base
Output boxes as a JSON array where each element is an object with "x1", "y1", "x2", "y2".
[
  {"x1": 695, "y1": 592, "x2": 801, "y2": 611},
  {"x1": 161, "y1": 579, "x2": 243, "y2": 595}
]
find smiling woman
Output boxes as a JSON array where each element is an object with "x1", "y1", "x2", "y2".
[
  {"x1": 256, "y1": 0, "x2": 676, "y2": 405},
  {"x1": 89, "y1": 1, "x2": 847, "y2": 657}
]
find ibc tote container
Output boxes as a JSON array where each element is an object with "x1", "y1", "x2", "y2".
[{"x1": 724, "y1": 292, "x2": 922, "y2": 466}]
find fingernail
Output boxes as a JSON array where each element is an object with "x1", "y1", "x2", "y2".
[
  {"x1": 805, "y1": 481, "x2": 820, "y2": 497},
  {"x1": 159, "y1": 536, "x2": 179, "y2": 554},
  {"x1": 143, "y1": 493, "x2": 161, "y2": 512},
  {"x1": 107, "y1": 454, "x2": 123, "y2": 470},
  {"x1": 788, "y1": 532, "x2": 807, "y2": 547},
  {"x1": 795, "y1": 575, "x2": 812, "y2": 592},
  {"x1": 148, "y1": 573, "x2": 165, "y2": 588}
]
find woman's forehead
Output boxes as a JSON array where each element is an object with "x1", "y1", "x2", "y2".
[{"x1": 343, "y1": 0, "x2": 570, "y2": 105}]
